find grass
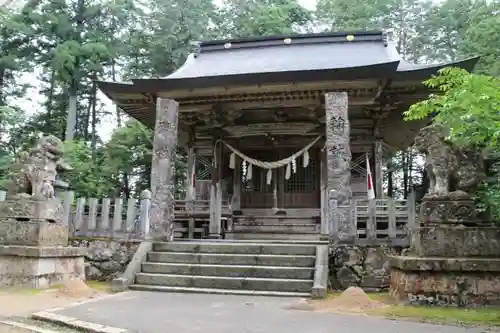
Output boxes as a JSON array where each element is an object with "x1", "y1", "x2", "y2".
[
  {"x1": 374, "y1": 305, "x2": 500, "y2": 327},
  {"x1": 326, "y1": 291, "x2": 500, "y2": 327}
]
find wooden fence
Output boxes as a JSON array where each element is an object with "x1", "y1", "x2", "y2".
[
  {"x1": 0, "y1": 190, "x2": 151, "y2": 240},
  {"x1": 329, "y1": 194, "x2": 416, "y2": 246},
  {"x1": 0, "y1": 189, "x2": 416, "y2": 245}
]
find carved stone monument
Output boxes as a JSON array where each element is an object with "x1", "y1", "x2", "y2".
[
  {"x1": 0, "y1": 135, "x2": 86, "y2": 288},
  {"x1": 389, "y1": 124, "x2": 500, "y2": 307},
  {"x1": 325, "y1": 92, "x2": 352, "y2": 242}
]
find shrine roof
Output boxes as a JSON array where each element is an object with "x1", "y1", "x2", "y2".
[{"x1": 98, "y1": 31, "x2": 478, "y2": 97}]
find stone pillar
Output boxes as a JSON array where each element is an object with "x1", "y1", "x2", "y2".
[
  {"x1": 232, "y1": 155, "x2": 241, "y2": 212},
  {"x1": 149, "y1": 98, "x2": 179, "y2": 241},
  {"x1": 209, "y1": 138, "x2": 222, "y2": 238},
  {"x1": 319, "y1": 146, "x2": 329, "y2": 239},
  {"x1": 325, "y1": 92, "x2": 352, "y2": 241}
]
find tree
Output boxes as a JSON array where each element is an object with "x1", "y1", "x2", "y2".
[
  {"x1": 217, "y1": 0, "x2": 313, "y2": 38},
  {"x1": 404, "y1": 67, "x2": 500, "y2": 148},
  {"x1": 460, "y1": 7, "x2": 500, "y2": 77},
  {"x1": 404, "y1": 67, "x2": 500, "y2": 217}
]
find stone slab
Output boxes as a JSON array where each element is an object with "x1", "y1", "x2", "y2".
[
  {"x1": 420, "y1": 196, "x2": 478, "y2": 225},
  {"x1": 35, "y1": 290, "x2": 485, "y2": 333},
  {"x1": 141, "y1": 262, "x2": 315, "y2": 279},
  {"x1": 135, "y1": 273, "x2": 313, "y2": 293},
  {"x1": 32, "y1": 311, "x2": 127, "y2": 333},
  {"x1": 111, "y1": 240, "x2": 152, "y2": 292},
  {"x1": 410, "y1": 226, "x2": 500, "y2": 257},
  {"x1": 390, "y1": 267, "x2": 500, "y2": 307},
  {"x1": 0, "y1": 245, "x2": 86, "y2": 288},
  {"x1": 0, "y1": 245, "x2": 87, "y2": 257},
  {"x1": 0, "y1": 220, "x2": 69, "y2": 246},
  {"x1": 389, "y1": 255, "x2": 500, "y2": 272},
  {"x1": 0, "y1": 199, "x2": 63, "y2": 223},
  {"x1": 311, "y1": 245, "x2": 328, "y2": 299},
  {"x1": 153, "y1": 241, "x2": 317, "y2": 255}
]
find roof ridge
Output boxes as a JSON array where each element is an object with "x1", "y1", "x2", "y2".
[{"x1": 200, "y1": 31, "x2": 385, "y2": 52}]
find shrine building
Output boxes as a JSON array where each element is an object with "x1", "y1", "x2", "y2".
[{"x1": 97, "y1": 31, "x2": 478, "y2": 243}]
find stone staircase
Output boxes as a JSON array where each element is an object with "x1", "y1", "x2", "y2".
[
  {"x1": 129, "y1": 240, "x2": 328, "y2": 297},
  {"x1": 227, "y1": 209, "x2": 322, "y2": 241}
]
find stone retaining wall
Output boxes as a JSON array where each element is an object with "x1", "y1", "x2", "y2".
[
  {"x1": 69, "y1": 238, "x2": 140, "y2": 281},
  {"x1": 329, "y1": 245, "x2": 403, "y2": 291}
]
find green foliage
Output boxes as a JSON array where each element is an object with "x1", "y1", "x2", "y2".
[
  {"x1": 316, "y1": 0, "x2": 393, "y2": 31},
  {"x1": 405, "y1": 67, "x2": 500, "y2": 220},
  {"x1": 63, "y1": 140, "x2": 113, "y2": 197},
  {"x1": 404, "y1": 67, "x2": 500, "y2": 148},
  {"x1": 218, "y1": 0, "x2": 313, "y2": 38}
]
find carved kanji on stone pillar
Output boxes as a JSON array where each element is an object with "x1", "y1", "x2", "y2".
[
  {"x1": 149, "y1": 98, "x2": 179, "y2": 241},
  {"x1": 325, "y1": 92, "x2": 352, "y2": 241}
]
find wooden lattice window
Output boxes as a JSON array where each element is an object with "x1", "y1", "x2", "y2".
[{"x1": 284, "y1": 152, "x2": 318, "y2": 193}]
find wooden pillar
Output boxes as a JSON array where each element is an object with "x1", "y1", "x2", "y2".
[
  {"x1": 185, "y1": 145, "x2": 196, "y2": 204},
  {"x1": 277, "y1": 150, "x2": 285, "y2": 209},
  {"x1": 272, "y1": 168, "x2": 278, "y2": 211},
  {"x1": 325, "y1": 92, "x2": 352, "y2": 242},
  {"x1": 232, "y1": 155, "x2": 241, "y2": 212},
  {"x1": 149, "y1": 98, "x2": 179, "y2": 241},
  {"x1": 371, "y1": 110, "x2": 388, "y2": 198},
  {"x1": 373, "y1": 139, "x2": 383, "y2": 198},
  {"x1": 209, "y1": 137, "x2": 222, "y2": 238}
]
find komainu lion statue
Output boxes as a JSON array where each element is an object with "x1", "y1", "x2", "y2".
[
  {"x1": 7, "y1": 135, "x2": 72, "y2": 201},
  {"x1": 414, "y1": 124, "x2": 484, "y2": 197}
]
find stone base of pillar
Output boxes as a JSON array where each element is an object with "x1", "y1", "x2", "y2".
[{"x1": 207, "y1": 234, "x2": 221, "y2": 239}]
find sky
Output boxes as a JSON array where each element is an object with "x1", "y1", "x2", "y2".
[{"x1": 9, "y1": 0, "x2": 318, "y2": 142}]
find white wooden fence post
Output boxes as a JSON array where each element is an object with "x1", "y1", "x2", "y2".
[
  {"x1": 100, "y1": 198, "x2": 111, "y2": 237},
  {"x1": 88, "y1": 198, "x2": 98, "y2": 235},
  {"x1": 75, "y1": 198, "x2": 86, "y2": 233},
  {"x1": 138, "y1": 189, "x2": 151, "y2": 239},
  {"x1": 125, "y1": 198, "x2": 137, "y2": 234},
  {"x1": 112, "y1": 198, "x2": 123, "y2": 235}
]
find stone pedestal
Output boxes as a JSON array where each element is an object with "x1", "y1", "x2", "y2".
[
  {"x1": 389, "y1": 225, "x2": 500, "y2": 307},
  {"x1": 420, "y1": 194, "x2": 478, "y2": 226},
  {"x1": 0, "y1": 198, "x2": 87, "y2": 288},
  {"x1": 0, "y1": 245, "x2": 86, "y2": 288}
]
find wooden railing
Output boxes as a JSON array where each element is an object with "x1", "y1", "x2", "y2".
[
  {"x1": 329, "y1": 194, "x2": 416, "y2": 246},
  {"x1": 0, "y1": 190, "x2": 232, "y2": 240},
  {"x1": 0, "y1": 189, "x2": 416, "y2": 245}
]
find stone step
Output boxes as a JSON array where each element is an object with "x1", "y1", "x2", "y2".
[
  {"x1": 147, "y1": 252, "x2": 316, "y2": 267},
  {"x1": 239, "y1": 209, "x2": 320, "y2": 218},
  {"x1": 153, "y1": 242, "x2": 316, "y2": 255},
  {"x1": 233, "y1": 217, "x2": 319, "y2": 225},
  {"x1": 135, "y1": 273, "x2": 313, "y2": 293},
  {"x1": 227, "y1": 232, "x2": 322, "y2": 241},
  {"x1": 129, "y1": 284, "x2": 311, "y2": 297},
  {"x1": 177, "y1": 239, "x2": 328, "y2": 245},
  {"x1": 233, "y1": 224, "x2": 319, "y2": 233},
  {"x1": 142, "y1": 262, "x2": 315, "y2": 279}
]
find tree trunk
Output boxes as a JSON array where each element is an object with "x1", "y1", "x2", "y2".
[
  {"x1": 0, "y1": 67, "x2": 5, "y2": 104},
  {"x1": 387, "y1": 161, "x2": 393, "y2": 198},
  {"x1": 90, "y1": 78, "x2": 98, "y2": 161},
  {"x1": 402, "y1": 151, "x2": 409, "y2": 199},
  {"x1": 111, "y1": 61, "x2": 122, "y2": 127},
  {"x1": 46, "y1": 69, "x2": 55, "y2": 121},
  {"x1": 65, "y1": 84, "x2": 78, "y2": 141}
]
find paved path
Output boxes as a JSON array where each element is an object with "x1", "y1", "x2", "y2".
[{"x1": 49, "y1": 291, "x2": 487, "y2": 333}]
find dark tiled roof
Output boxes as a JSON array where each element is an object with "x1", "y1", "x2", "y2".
[{"x1": 98, "y1": 31, "x2": 479, "y2": 94}]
